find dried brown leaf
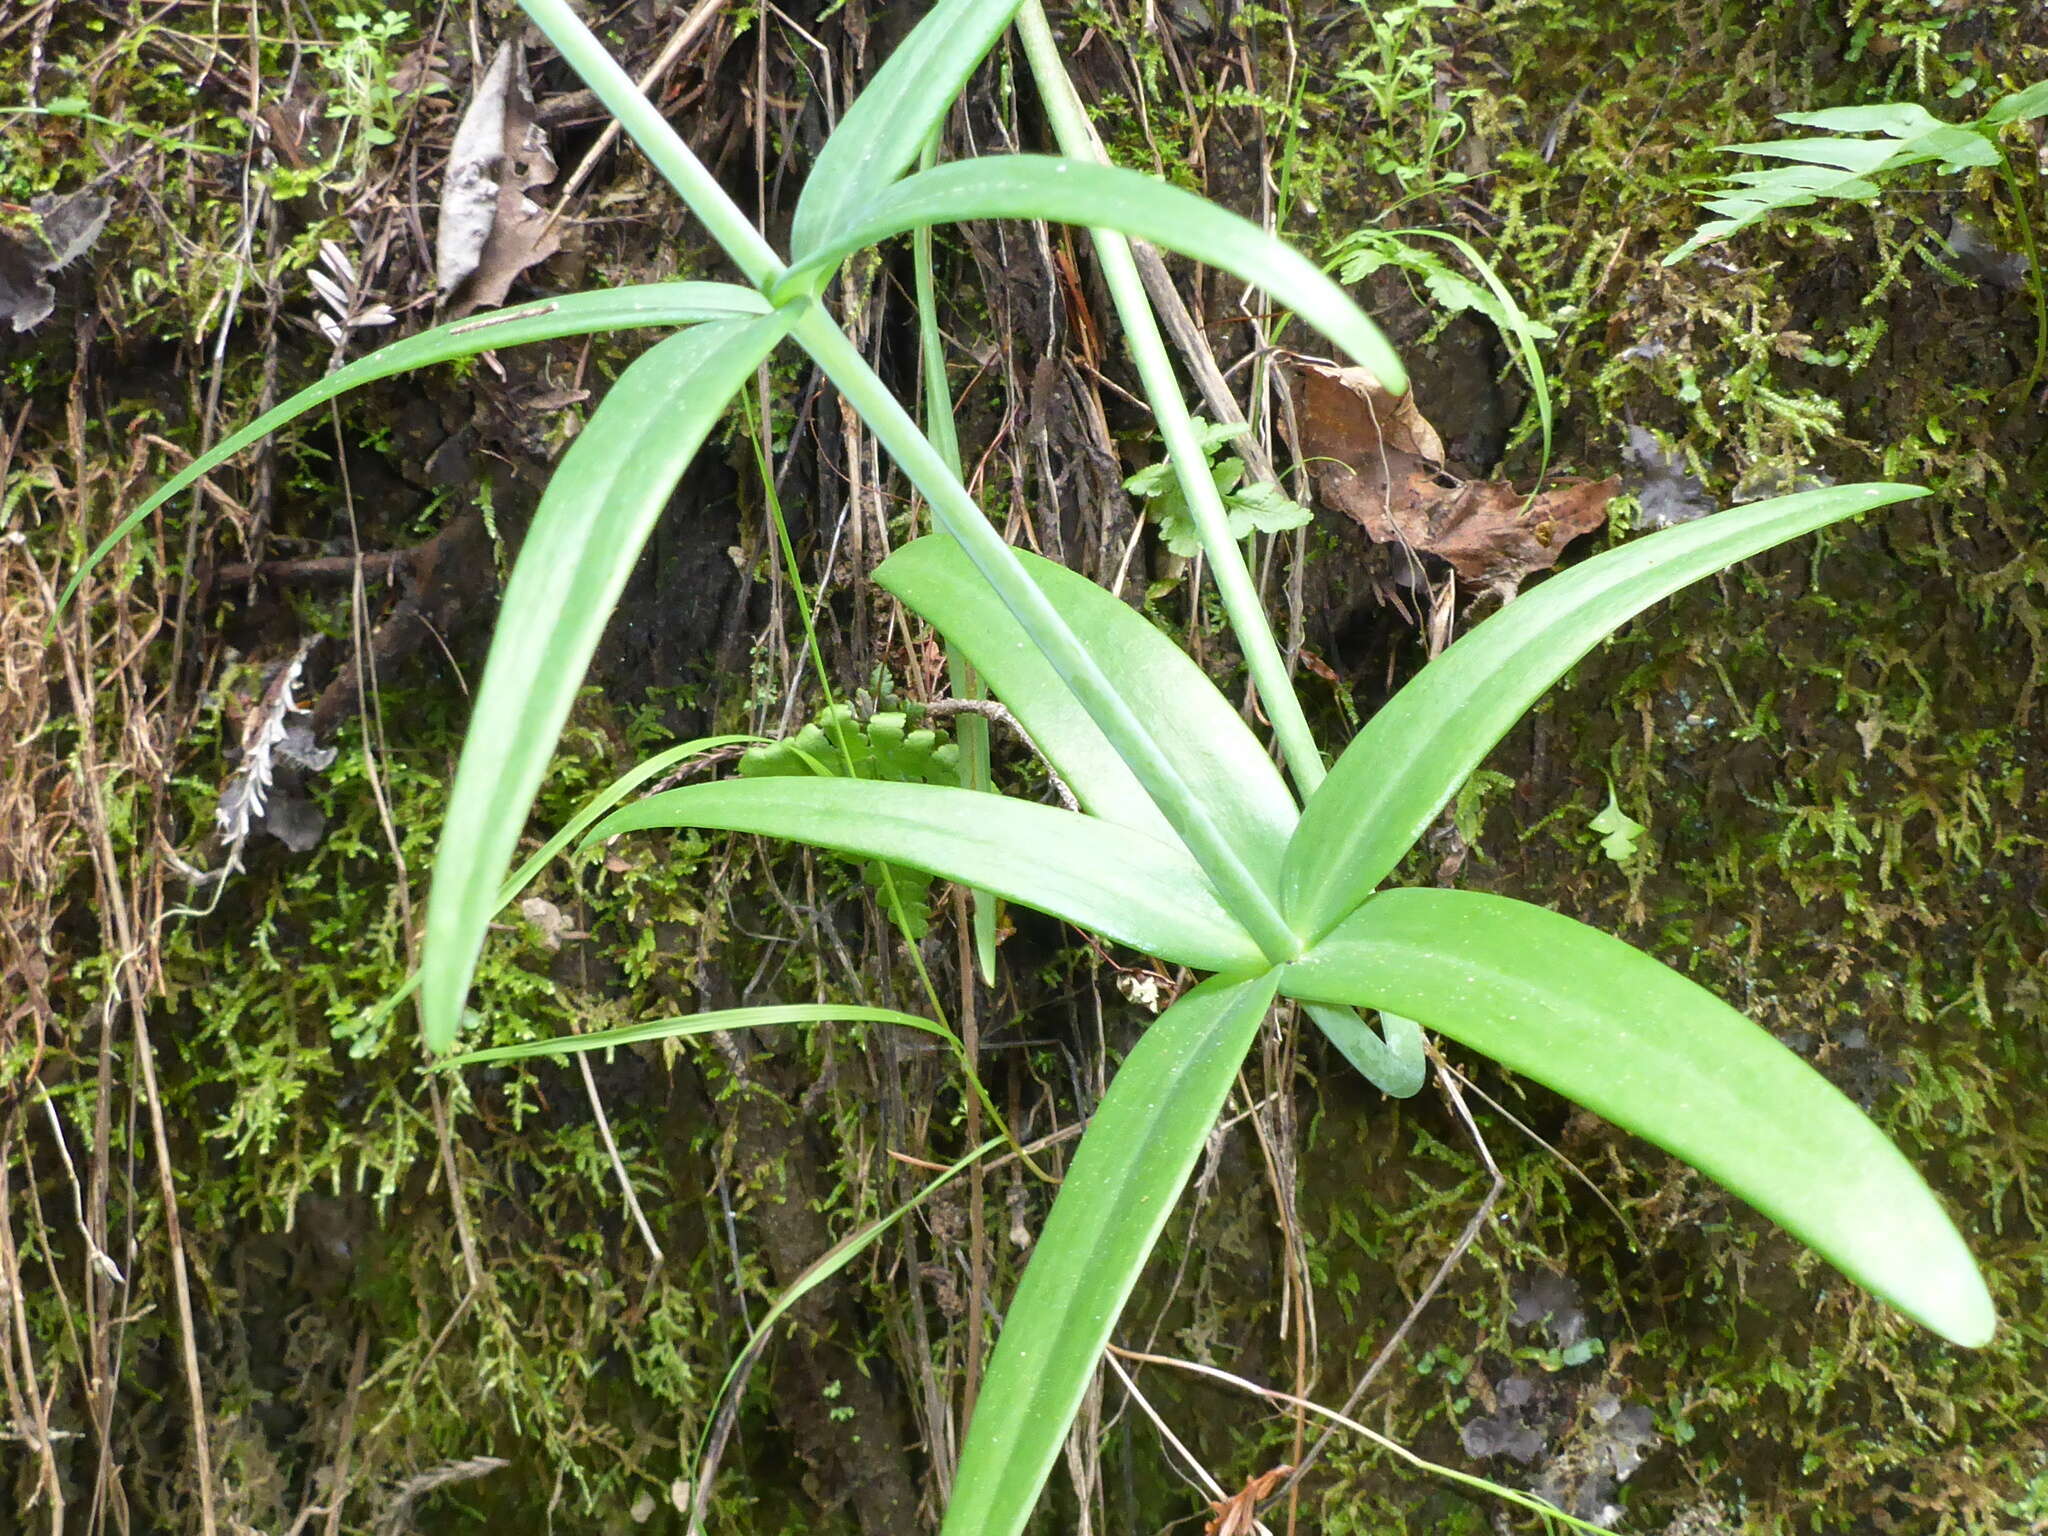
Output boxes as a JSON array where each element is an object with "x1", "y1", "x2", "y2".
[
  {"x1": 1205, "y1": 1464, "x2": 1293, "y2": 1536},
  {"x1": 1297, "y1": 359, "x2": 1444, "y2": 465},
  {"x1": 1293, "y1": 360, "x2": 1615, "y2": 596},
  {"x1": 437, "y1": 40, "x2": 561, "y2": 317}
]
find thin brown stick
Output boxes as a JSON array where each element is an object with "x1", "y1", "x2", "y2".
[
  {"x1": 1434, "y1": 1058, "x2": 1640, "y2": 1246},
  {"x1": 1131, "y1": 240, "x2": 1281, "y2": 489},
  {"x1": 955, "y1": 888, "x2": 987, "y2": 1428},
  {"x1": 914, "y1": 698, "x2": 1080, "y2": 811},
  {"x1": 35, "y1": 554, "x2": 217, "y2": 1535},
  {"x1": 0, "y1": 1133, "x2": 64, "y2": 1529},
  {"x1": 212, "y1": 547, "x2": 409, "y2": 585},
  {"x1": 318, "y1": 1329, "x2": 372, "y2": 1536},
  {"x1": 575, "y1": 1053, "x2": 667, "y2": 1267},
  {"x1": 127, "y1": 1008, "x2": 217, "y2": 1533},
  {"x1": 1103, "y1": 1350, "x2": 1243, "y2": 1517},
  {"x1": 1104, "y1": 1342, "x2": 1605, "y2": 1535}
]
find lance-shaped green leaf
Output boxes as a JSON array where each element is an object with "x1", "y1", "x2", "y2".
[
  {"x1": 1666, "y1": 104, "x2": 2002, "y2": 264},
  {"x1": 776, "y1": 156, "x2": 1405, "y2": 391},
  {"x1": 1283, "y1": 482, "x2": 1923, "y2": 940},
  {"x1": 875, "y1": 534, "x2": 1298, "y2": 884},
  {"x1": 877, "y1": 537, "x2": 1423, "y2": 1089},
  {"x1": 57, "y1": 284, "x2": 771, "y2": 616},
  {"x1": 788, "y1": 0, "x2": 1024, "y2": 260},
  {"x1": 795, "y1": 314, "x2": 1299, "y2": 959},
  {"x1": 1281, "y1": 888, "x2": 1995, "y2": 1347},
  {"x1": 1986, "y1": 81, "x2": 2048, "y2": 126},
  {"x1": 419, "y1": 310, "x2": 796, "y2": 1054},
  {"x1": 945, "y1": 968, "x2": 1280, "y2": 1536},
  {"x1": 434, "y1": 1003, "x2": 959, "y2": 1069},
  {"x1": 495, "y1": 733, "x2": 768, "y2": 904},
  {"x1": 585, "y1": 777, "x2": 1266, "y2": 974}
]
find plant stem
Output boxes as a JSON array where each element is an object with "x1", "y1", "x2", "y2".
[
  {"x1": 518, "y1": 0, "x2": 1302, "y2": 962},
  {"x1": 796, "y1": 310, "x2": 1300, "y2": 961},
  {"x1": 1997, "y1": 154, "x2": 2047, "y2": 395},
  {"x1": 523, "y1": 0, "x2": 784, "y2": 289},
  {"x1": 917, "y1": 134, "x2": 1001, "y2": 984},
  {"x1": 1013, "y1": 0, "x2": 1329, "y2": 797}
]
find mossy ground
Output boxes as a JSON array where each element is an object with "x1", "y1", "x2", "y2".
[{"x1": 4, "y1": 0, "x2": 2046, "y2": 1531}]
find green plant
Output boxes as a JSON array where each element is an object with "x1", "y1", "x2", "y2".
[
  {"x1": 1331, "y1": 225, "x2": 1556, "y2": 473},
  {"x1": 318, "y1": 8, "x2": 436, "y2": 190},
  {"x1": 1123, "y1": 414, "x2": 1313, "y2": 557},
  {"x1": 1667, "y1": 82, "x2": 2048, "y2": 385},
  {"x1": 737, "y1": 700, "x2": 962, "y2": 935},
  {"x1": 1334, "y1": 0, "x2": 1478, "y2": 204},
  {"x1": 70, "y1": 1, "x2": 1997, "y2": 1532}
]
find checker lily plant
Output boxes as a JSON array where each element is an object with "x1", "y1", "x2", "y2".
[{"x1": 75, "y1": 0, "x2": 1993, "y2": 1529}]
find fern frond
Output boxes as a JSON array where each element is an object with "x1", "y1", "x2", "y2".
[{"x1": 1666, "y1": 86, "x2": 2047, "y2": 264}]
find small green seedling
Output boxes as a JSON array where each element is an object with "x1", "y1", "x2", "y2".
[
  {"x1": 1123, "y1": 415, "x2": 1312, "y2": 557},
  {"x1": 739, "y1": 702, "x2": 960, "y2": 934},
  {"x1": 1332, "y1": 224, "x2": 1557, "y2": 473},
  {"x1": 1589, "y1": 782, "x2": 1646, "y2": 864}
]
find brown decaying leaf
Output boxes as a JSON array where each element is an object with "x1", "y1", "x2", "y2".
[
  {"x1": 437, "y1": 40, "x2": 561, "y2": 317},
  {"x1": 0, "y1": 189, "x2": 110, "y2": 333},
  {"x1": 1294, "y1": 361, "x2": 1617, "y2": 597},
  {"x1": 1205, "y1": 1464, "x2": 1293, "y2": 1536}
]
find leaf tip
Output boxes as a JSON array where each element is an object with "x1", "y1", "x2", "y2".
[
  {"x1": 1864, "y1": 1204, "x2": 1995, "y2": 1348},
  {"x1": 1921, "y1": 1270, "x2": 1997, "y2": 1350},
  {"x1": 416, "y1": 947, "x2": 470, "y2": 1056},
  {"x1": 419, "y1": 997, "x2": 460, "y2": 1056}
]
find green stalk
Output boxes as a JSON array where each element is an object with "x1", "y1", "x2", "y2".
[
  {"x1": 915, "y1": 137, "x2": 1001, "y2": 984},
  {"x1": 795, "y1": 310, "x2": 1298, "y2": 961},
  {"x1": 524, "y1": 0, "x2": 784, "y2": 290},
  {"x1": 518, "y1": 0, "x2": 1299, "y2": 962},
  {"x1": 1997, "y1": 154, "x2": 2047, "y2": 395},
  {"x1": 1013, "y1": 0, "x2": 1329, "y2": 797}
]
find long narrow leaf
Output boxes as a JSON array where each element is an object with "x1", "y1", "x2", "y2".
[
  {"x1": 944, "y1": 969, "x2": 1281, "y2": 1536},
  {"x1": 1281, "y1": 888, "x2": 1994, "y2": 1346},
  {"x1": 434, "y1": 1002, "x2": 958, "y2": 1068},
  {"x1": 585, "y1": 777, "x2": 1266, "y2": 974},
  {"x1": 694, "y1": 1136, "x2": 1002, "y2": 1532},
  {"x1": 1009, "y1": 0, "x2": 1336, "y2": 796},
  {"x1": 56, "y1": 284, "x2": 771, "y2": 616},
  {"x1": 791, "y1": 303, "x2": 1300, "y2": 960},
  {"x1": 1777, "y1": 103, "x2": 1946, "y2": 136},
  {"x1": 874, "y1": 535, "x2": 1298, "y2": 884},
  {"x1": 419, "y1": 311, "x2": 796, "y2": 1053},
  {"x1": 1283, "y1": 482, "x2": 1923, "y2": 939},
  {"x1": 1986, "y1": 81, "x2": 2048, "y2": 126},
  {"x1": 777, "y1": 157, "x2": 1405, "y2": 390},
  {"x1": 788, "y1": 0, "x2": 1023, "y2": 260},
  {"x1": 497, "y1": 732, "x2": 766, "y2": 902},
  {"x1": 1666, "y1": 106, "x2": 2001, "y2": 263},
  {"x1": 1717, "y1": 135, "x2": 1915, "y2": 172}
]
